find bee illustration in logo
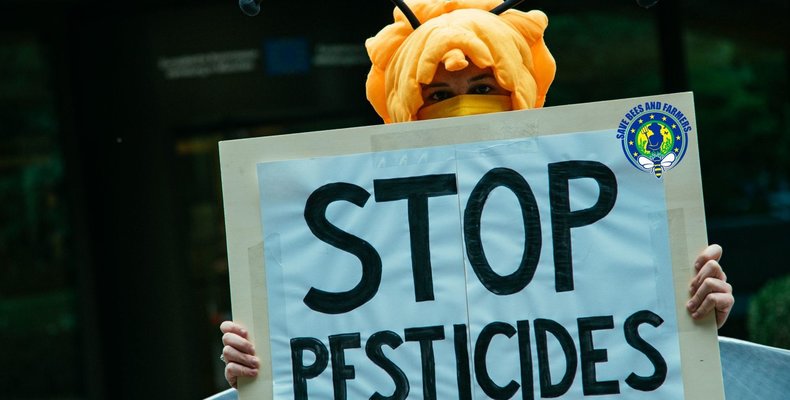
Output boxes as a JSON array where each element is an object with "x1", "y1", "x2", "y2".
[{"x1": 638, "y1": 153, "x2": 676, "y2": 179}]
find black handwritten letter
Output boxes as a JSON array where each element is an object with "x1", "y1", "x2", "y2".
[
  {"x1": 578, "y1": 316, "x2": 619, "y2": 395},
  {"x1": 404, "y1": 326, "x2": 446, "y2": 400},
  {"x1": 535, "y1": 318, "x2": 577, "y2": 398},
  {"x1": 291, "y1": 337, "x2": 329, "y2": 400},
  {"x1": 464, "y1": 168, "x2": 541, "y2": 295},
  {"x1": 329, "y1": 333, "x2": 361, "y2": 400},
  {"x1": 367, "y1": 331, "x2": 409, "y2": 400},
  {"x1": 474, "y1": 321, "x2": 520, "y2": 399},
  {"x1": 453, "y1": 324, "x2": 473, "y2": 400},
  {"x1": 303, "y1": 183, "x2": 382, "y2": 314},
  {"x1": 516, "y1": 320, "x2": 534, "y2": 400},
  {"x1": 624, "y1": 310, "x2": 667, "y2": 391},
  {"x1": 374, "y1": 174, "x2": 457, "y2": 302},
  {"x1": 548, "y1": 161, "x2": 617, "y2": 292}
]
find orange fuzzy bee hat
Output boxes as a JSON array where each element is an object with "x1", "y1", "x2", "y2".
[{"x1": 366, "y1": 0, "x2": 556, "y2": 123}]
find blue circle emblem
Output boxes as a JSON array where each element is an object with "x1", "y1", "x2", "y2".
[{"x1": 621, "y1": 111, "x2": 688, "y2": 179}]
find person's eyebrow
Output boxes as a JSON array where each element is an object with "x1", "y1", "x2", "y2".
[
  {"x1": 423, "y1": 82, "x2": 450, "y2": 89},
  {"x1": 468, "y1": 73, "x2": 495, "y2": 83}
]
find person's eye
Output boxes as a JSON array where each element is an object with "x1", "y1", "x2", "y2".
[
  {"x1": 429, "y1": 90, "x2": 453, "y2": 102},
  {"x1": 470, "y1": 84, "x2": 493, "y2": 95}
]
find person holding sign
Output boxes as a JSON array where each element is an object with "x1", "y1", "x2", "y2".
[{"x1": 219, "y1": 0, "x2": 734, "y2": 389}]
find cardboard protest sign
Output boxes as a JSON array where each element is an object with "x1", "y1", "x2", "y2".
[{"x1": 219, "y1": 92, "x2": 724, "y2": 399}]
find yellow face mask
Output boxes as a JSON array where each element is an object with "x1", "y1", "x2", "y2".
[{"x1": 416, "y1": 94, "x2": 512, "y2": 121}]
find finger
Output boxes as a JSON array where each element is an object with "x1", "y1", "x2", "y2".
[
  {"x1": 225, "y1": 362, "x2": 258, "y2": 388},
  {"x1": 222, "y1": 331, "x2": 256, "y2": 355},
  {"x1": 223, "y1": 343, "x2": 260, "y2": 368},
  {"x1": 689, "y1": 260, "x2": 727, "y2": 295},
  {"x1": 220, "y1": 321, "x2": 249, "y2": 338},
  {"x1": 690, "y1": 290, "x2": 733, "y2": 318},
  {"x1": 225, "y1": 371, "x2": 236, "y2": 389},
  {"x1": 694, "y1": 244, "x2": 722, "y2": 272},
  {"x1": 715, "y1": 294, "x2": 735, "y2": 329},
  {"x1": 687, "y1": 277, "x2": 732, "y2": 314},
  {"x1": 689, "y1": 292, "x2": 734, "y2": 328}
]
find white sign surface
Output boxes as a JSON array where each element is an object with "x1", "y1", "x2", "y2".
[{"x1": 258, "y1": 131, "x2": 680, "y2": 399}]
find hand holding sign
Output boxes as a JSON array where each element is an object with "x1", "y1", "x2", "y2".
[
  {"x1": 687, "y1": 244, "x2": 734, "y2": 328},
  {"x1": 220, "y1": 321, "x2": 259, "y2": 388}
]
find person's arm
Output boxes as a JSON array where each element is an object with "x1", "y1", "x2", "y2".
[
  {"x1": 686, "y1": 244, "x2": 734, "y2": 329},
  {"x1": 220, "y1": 321, "x2": 260, "y2": 388}
]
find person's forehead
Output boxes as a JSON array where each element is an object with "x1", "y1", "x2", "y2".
[{"x1": 432, "y1": 63, "x2": 494, "y2": 81}]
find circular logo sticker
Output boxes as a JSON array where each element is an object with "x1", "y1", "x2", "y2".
[{"x1": 618, "y1": 103, "x2": 690, "y2": 179}]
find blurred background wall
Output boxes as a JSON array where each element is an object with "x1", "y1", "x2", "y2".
[{"x1": 0, "y1": 0, "x2": 787, "y2": 398}]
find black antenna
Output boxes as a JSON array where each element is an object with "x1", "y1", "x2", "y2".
[
  {"x1": 239, "y1": 0, "x2": 262, "y2": 16},
  {"x1": 388, "y1": 0, "x2": 421, "y2": 29},
  {"x1": 490, "y1": 0, "x2": 527, "y2": 15}
]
